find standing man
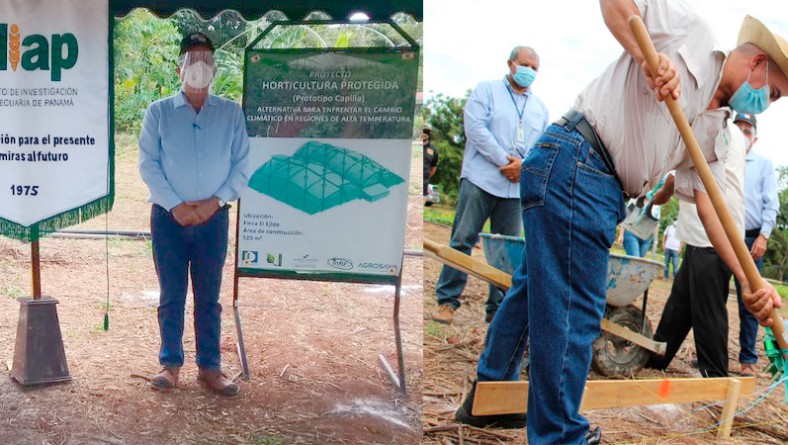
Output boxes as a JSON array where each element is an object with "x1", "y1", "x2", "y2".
[
  {"x1": 647, "y1": 122, "x2": 746, "y2": 379},
  {"x1": 662, "y1": 220, "x2": 682, "y2": 279},
  {"x1": 733, "y1": 112, "x2": 780, "y2": 377},
  {"x1": 139, "y1": 33, "x2": 250, "y2": 396},
  {"x1": 455, "y1": 3, "x2": 785, "y2": 444},
  {"x1": 431, "y1": 46, "x2": 549, "y2": 325},
  {"x1": 423, "y1": 123, "x2": 439, "y2": 202}
]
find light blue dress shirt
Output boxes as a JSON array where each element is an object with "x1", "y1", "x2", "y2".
[
  {"x1": 743, "y1": 150, "x2": 779, "y2": 237},
  {"x1": 462, "y1": 77, "x2": 549, "y2": 199},
  {"x1": 139, "y1": 92, "x2": 250, "y2": 211}
]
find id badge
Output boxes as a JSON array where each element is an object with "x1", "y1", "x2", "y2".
[{"x1": 516, "y1": 124, "x2": 525, "y2": 143}]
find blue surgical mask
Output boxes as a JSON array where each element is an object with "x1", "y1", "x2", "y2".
[
  {"x1": 729, "y1": 63, "x2": 770, "y2": 115},
  {"x1": 512, "y1": 65, "x2": 536, "y2": 88}
]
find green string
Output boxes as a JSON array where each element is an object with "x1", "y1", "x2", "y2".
[
  {"x1": 103, "y1": 209, "x2": 110, "y2": 331},
  {"x1": 762, "y1": 325, "x2": 788, "y2": 402}
]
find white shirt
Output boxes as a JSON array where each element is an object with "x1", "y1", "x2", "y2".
[
  {"x1": 574, "y1": 0, "x2": 730, "y2": 199},
  {"x1": 676, "y1": 123, "x2": 746, "y2": 248},
  {"x1": 663, "y1": 224, "x2": 682, "y2": 251}
]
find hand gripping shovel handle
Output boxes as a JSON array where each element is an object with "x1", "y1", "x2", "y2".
[{"x1": 628, "y1": 15, "x2": 788, "y2": 353}]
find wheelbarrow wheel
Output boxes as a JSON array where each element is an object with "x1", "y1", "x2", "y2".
[{"x1": 591, "y1": 305, "x2": 652, "y2": 377}]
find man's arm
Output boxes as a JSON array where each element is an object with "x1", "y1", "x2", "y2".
[
  {"x1": 651, "y1": 173, "x2": 674, "y2": 205},
  {"x1": 138, "y1": 104, "x2": 183, "y2": 212},
  {"x1": 599, "y1": 0, "x2": 681, "y2": 101},
  {"x1": 464, "y1": 84, "x2": 510, "y2": 168},
  {"x1": 695, "y1": 189, "x2": 781, "y2": 325},
  {"x1": 751, "y1": 160, "x2": 780, "y2": 259}
]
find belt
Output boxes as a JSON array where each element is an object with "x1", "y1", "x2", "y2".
[
  {"x1": 555, "y1": 110, "x2": 617, "y2": 179},
  {"x1": 745, "y1": 228, "x2": 761, "y2": 238}
]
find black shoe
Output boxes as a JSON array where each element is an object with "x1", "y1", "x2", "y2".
[
  {"x1": 586, "y1": 425, "x2": 602, "y2": 444},
  {"x1": 454, "y1": 381, "x2": 526, "y2": 428},
  {"x1": 484, "y1": 310, "x2": 497, "y2": 323}
]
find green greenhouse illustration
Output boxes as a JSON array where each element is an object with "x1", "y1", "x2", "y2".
[{"x1": 248, "y1": 142, "x2": 405, "y2": 215}]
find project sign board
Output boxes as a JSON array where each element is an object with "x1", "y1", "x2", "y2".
[
  {"x1": 239, "y1": 48, "x2": 418, "y2": 282},
  {"x1": 0, "y1": 0, "x2": 112, "y2": 242}
]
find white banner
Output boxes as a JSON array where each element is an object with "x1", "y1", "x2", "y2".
[{"x1": 0, "y1": 0, "x2": 110, "y2": 240}]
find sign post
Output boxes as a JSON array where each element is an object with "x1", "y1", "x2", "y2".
[{"x1": 235, "y1": 21, "x2": 418, "y2": 392}]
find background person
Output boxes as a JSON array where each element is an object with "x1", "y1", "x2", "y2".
[
  {"x1": 733, "y1": 112, "x2": 780, "y2": 376},
  {"x1": 430, "y1": 46, "x2": 548, "y2": 325}
]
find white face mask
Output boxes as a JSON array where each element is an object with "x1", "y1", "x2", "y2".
[{"x1": 182, "y1": 60, "x2": 214, "y2": 90}]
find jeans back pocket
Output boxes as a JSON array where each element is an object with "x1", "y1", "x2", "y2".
[{"x1": 521, "y1": 142, "x2": 559, "y2": 210}]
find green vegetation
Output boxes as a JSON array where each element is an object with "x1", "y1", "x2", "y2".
[
  {"x1": 424, "y1": 321, "x2": 447, "y2": 339},
  {"x1": 250, "y1": 433, "x2": 284, "y2": 445},
  {"x1": 0, "y1": 285, "x2": 23, "y2": 299},
  {"x1": 423, "y1": 208, "x2": 455, "y2": 227},
  {"x1": 114, "y1": 11, "x2": 422, "y2": 136}
]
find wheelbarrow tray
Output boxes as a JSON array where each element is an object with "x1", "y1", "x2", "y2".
[{"x1": 479, "y1": 233, "x2": 663, "y2": 307}]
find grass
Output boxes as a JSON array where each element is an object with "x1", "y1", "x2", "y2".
[
  {"x1": 424, "y1": 320, "x2": 447, "y2": 339},
  {"x1": 1, "y1": 285, "x2": 23, "y2": 299},
  {"x1": 251, "y1": 435, "x2": 284, "y2": 445}
]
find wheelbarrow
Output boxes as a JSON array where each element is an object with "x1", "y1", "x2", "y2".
[{"x1": 423, "y1": 235, "x2": 666, "y2": 377}]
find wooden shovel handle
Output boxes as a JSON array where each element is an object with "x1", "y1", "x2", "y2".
[{"x1": 628, "y1": 15, "x2": 788, "y2": 350}]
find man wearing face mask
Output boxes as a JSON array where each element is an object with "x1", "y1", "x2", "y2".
[
  {"x1": 455, "y1": 2, "x2": 788, "y2": 443},
  {"x1": 732, "y1": 112, "x2": 780, "y2": 377},
  {"x1": 139, "y1": 32, "x2": 250, "y2": 397},
  {"x1": 430, "y1": 46, "x2": 549, "y2": 325}
]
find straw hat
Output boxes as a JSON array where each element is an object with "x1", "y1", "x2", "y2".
[{"x1": 737, "y1": 15, "x2": 788, "y2": 79}]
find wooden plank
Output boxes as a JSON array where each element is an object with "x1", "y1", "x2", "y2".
[
  {"x1": 473, "y1": 378, "x2": 756, "y2": 416},
  {"x1": 717, "y1": 378, "x2": 742, "y2": 438},
  {"x1": 600, "y1": 318, "x2": 667, "y2": 355},
  {"x1": 423, "y1": 239, "x2": 512, "y2": 290}
]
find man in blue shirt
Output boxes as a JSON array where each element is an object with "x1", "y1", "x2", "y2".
[
  {"x1": 733, "y1": 112, "x2": 780, "y2": 377},
  {"x1": 139, "y1": 33, "x2": 250, "y2": 396},
  {"x1": 430, "y1": 46, "x2": 549, "y2": 325}
]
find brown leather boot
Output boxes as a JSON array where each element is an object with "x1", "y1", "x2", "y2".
[
  {"x1": 197, "y1": 369, "x2": 240, "y2": 397},
  {"x1": 431, "y1": 304, "x2": 455, "y2": 324},
  {"x1": 151, "y1": 367, "x2": 180, "y2": 391}
]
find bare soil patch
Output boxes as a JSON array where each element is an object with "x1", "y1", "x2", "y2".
[
  {"x1": 0, "y1": 139, "x2": 424, "y2": 445},
  {"x1": 422, "y1": 220, "x2": 788, "y2": 444}
]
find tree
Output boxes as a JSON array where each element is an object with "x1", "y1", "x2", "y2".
[
  {"x1": 763, "y1": 166, "x2": 788, "y2": 280},
  {"x1": 113, "y1": 10, "x2": 182, "y2": 134},
  {"x1": 424, "y1": 91, "x2": 469, "y2": 204}
]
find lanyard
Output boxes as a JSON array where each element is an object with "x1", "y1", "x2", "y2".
[{"x1": 507, "y1": 87, "x2": 528, "y2": 123}]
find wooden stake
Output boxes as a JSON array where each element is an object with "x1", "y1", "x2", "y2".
[{"x1": 717, "y1": 378, "x2": 742, "y2": 438}]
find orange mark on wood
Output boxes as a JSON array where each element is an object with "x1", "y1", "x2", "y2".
[{"x1": 658, "y1": 378, "x2": 671, "y2": 398}]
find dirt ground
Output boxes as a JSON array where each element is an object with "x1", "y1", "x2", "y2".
[
  {"x1": 422, "y1": 221, "x2": 788, "y2": 444},
  {"x1": 0, "y1": 137, "x2": 424, "y2": 445}
]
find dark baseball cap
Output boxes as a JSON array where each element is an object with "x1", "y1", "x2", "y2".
[
  {"x1": 733, "y1": 113, "x2": 757, "y2": 130},
  {"x1": 179, "y1": 32, "x2": 214, "y2": 55}
]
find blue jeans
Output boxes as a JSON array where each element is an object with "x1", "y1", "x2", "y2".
[
  {"x1": 435, "y1": 178, "x2": 522, "y2": 315},
  {"x1": 623, "y1": 230, "x2": 652, "y2": 257},
  {"x1": 151, "y1": 204, "x2": 229, "y2": 371},
  {"x1": 664, "y1": 248, "x2": 679, "y2": 279},
  {"x1": 733, "y1": 235, "x2": 763, "y2": 365},
  {"x1": 477, "y1": 115, "x2": 625, "y2": 444}
]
